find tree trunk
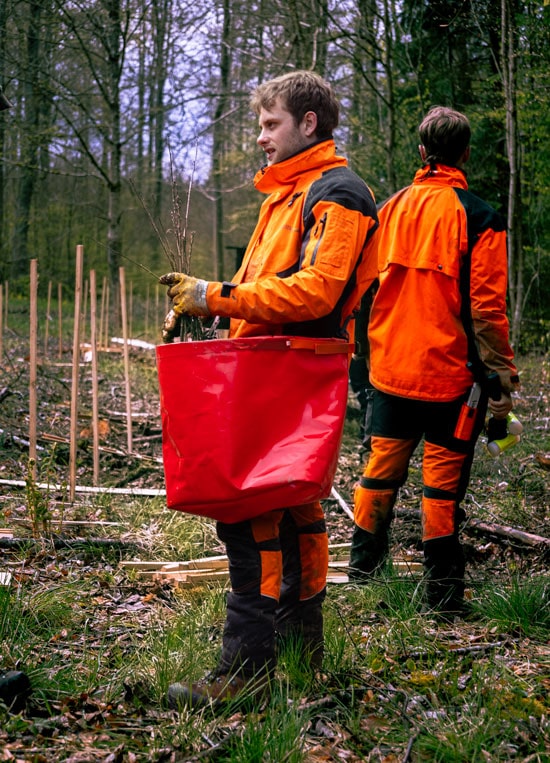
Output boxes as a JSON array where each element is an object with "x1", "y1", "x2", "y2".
[
  {"x1": 382, "y1": 0, "x2": 397, "y2": 194},
  {"x1": 152, "y1": 0, "x2": 171, "y2": 223},
  {"x1": 212, "y1": 0, "x2": 232, "y2": 281},
  {"x1": 11, "y1": 0, "x2": 43, "y2": 279},
  {"x1": 0, "y1": 0, "x2": 9, "y2": 279},
  {"x1": 105, "y1": 0, "x2": 124, "y2": 325},
  {"x1": 501, "y1": 0, "x2": 523, "y2": 348}
]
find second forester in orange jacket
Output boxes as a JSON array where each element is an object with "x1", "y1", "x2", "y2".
[{"x1": 349, "y1": 106, "x2": 519, "y2": 618}]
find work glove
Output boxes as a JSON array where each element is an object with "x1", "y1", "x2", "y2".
[{"x1": 159, "y1": 272, "x2": 210, "y2": 343}]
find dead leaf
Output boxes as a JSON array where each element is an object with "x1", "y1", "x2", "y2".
[{"x1": 535, "y1": 452, "x2": 550, "y2": 469}]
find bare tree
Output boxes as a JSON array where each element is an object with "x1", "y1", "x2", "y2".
[
  {"x1": 11, "y1": 0, "x2": 55, "y2": 278},
  {"x1": 212, "y1": 0, "x2": 232, "y2": 281},
  {"x1": 0, "y1": 0, "x2": 11, "y2": 276},
  {"x1": 501, "y1": 0, "x2": 523, "y2": 347}
]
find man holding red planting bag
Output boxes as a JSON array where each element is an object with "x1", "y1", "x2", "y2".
[{"x1": 159, "y1": 70, "x2": 378, "y2": 710}]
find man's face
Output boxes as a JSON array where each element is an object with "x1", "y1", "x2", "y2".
[{"x1": 257, "y1": 99, "x2": 316, "y2": 165}]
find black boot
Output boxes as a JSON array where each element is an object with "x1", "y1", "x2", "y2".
[
  {"x1": 167, "y1": 667, "x2": 271, "y2": 712},
  {"x1": 423, "y1": 536, "x2": 466, "y2": 617},
  {"x1": 275, "y1": 583, "x2": 325, "y2": 670},
  {"x1": 348, "y1": 525, "x2": 389, "y2": 583},
  {"x1": 0, "y1": 670, "x2": 31, "y2": 713}
]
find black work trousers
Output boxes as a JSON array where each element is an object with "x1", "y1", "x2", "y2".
[{"x1": 216, "y1": 501, "x2": 328, "y2": 678}]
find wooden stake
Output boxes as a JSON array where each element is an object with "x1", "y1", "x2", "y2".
[
  {"x1": 99, "y1": 275, "x2": 107, "y2": 350},
  {"x1": 145, "y1": 283, "x2": 149, "y2": 342},
  {"x1": 44, "y1": 280, "x2": 52, "y2": 358},
  {"x1": 330, "y1": 486, "x2": 354, "y2": 520},
  {"x1": 69, "y1": 245, "x2": 84, "y2": 503},
  {"x1": 89, "y1": 270, "x2": 100, "y2": 486},
  {"x1": 0, "y1": 478, "x2": 164, "y2": 496},
  {"x1": 29, "y1": 260, "x2": 38, "y2": 480},
  {"x1": 82, "y1": 278, "x2": 88, "y2": 344},
  {"x1": 129, "y1": 280, "x2": 133, "y2": 338},
  {"x1": 120, "y1": 547, "x2": 425, "y2": 587},
  {"x1": 119, "y1": 266, "x2": 133, "y2": 453},
  {"x1": 104, "y1": 281, "x2": 110, "y2": 349},
  {"x1": 57, "y1": 283, "x2": 63, "y2": 359},
  {"x1": 0, "y1": 282, "x2": 3, "y2": 360},
  {"x1": 4, "y1": 281, "x2": 8, "y2": 332}
]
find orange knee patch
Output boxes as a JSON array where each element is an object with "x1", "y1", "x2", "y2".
[
  {"x1": 423, "y1": 442, "x2": 467, "y2": 492},
  {"x1": 298, "y1": 533, "x2": 329, "y2": 600},
  {"x1": 422, "y1": 498, "x2": 456, "y2": 541},
  {"x1": 354, "y1": 485, "x2": 395, "y2": 534},
  {"x1": 259, "y1": 549, "x2": 282, "y2": 600}
]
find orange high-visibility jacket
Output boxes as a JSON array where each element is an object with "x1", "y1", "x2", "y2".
[
  {"x1": 205, "y1": 140, "x2": 379, "y2": 339},
  {"x1": 368, "y1": 164, "x2": 518, "y2": 400}
]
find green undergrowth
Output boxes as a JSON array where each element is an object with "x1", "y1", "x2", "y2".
[
  {"x1": 1, "y1": 539, "x2": 548, "y2": 761},
  {"x1": 0, "y1": 352, "x2": 548, "y2": 760}
]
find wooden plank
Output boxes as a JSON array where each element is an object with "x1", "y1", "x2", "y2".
[
  {"x1": 120, "y1": 550, "x2": 425, "y2": 586},
  {"x1": 120, "y1": 555, "x2": 228, "y2": 572},
  {"x1": 156, "y1": 570, "x2": 230, "y2": 584},
  {"x1": 0, "y1": 479, "x2": 165, "y2": 496},
  {"x1": 328, "y1": 559, "x2": 424, "y2": 574}
]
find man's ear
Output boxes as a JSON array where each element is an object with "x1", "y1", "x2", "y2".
[
  {"x1": 455, "y1": 145, "x2": 471, "y2": 168},
  {"x1": 418, "y1": 144, "x2": 427, "y2": 163},
  {"x1": 303, "y1": 110, "x2": 318, "y2": 137}
]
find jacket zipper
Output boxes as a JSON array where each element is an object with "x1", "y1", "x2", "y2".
[{"x1": 310, "y1": 212, "x2": 327, "y2": 265}]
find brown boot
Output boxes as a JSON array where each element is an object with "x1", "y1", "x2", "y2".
[{"x1": 167, "y1": 670, "x2": 270, "y2": 712}]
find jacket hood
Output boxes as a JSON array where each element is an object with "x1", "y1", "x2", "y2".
[{"x1": 414, "y1": 163, "x2": 468, "y2": 190}]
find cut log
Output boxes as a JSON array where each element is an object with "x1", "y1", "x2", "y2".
[
  {"x1": 468, "y1": 520, "x2": 550, "y2": 548},
  {"x1": 0, "y1": 537, "x2": 140, "y2": 551}
]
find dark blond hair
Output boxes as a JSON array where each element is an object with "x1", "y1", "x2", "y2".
[
  {"x1": 251, "y1": 70, "x2": 339, "y2": 141},
  {"x1": 419, "y1": 106, "x2": 471, "y2": 166}
]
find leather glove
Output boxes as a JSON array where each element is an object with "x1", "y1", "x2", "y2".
[{"x1": 159, "y1": 272, "x2": 210, "y2": 343}]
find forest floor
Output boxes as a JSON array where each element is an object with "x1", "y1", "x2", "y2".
[{"x1": 0, "y1": 334, "x2": 548, "y2": 761}]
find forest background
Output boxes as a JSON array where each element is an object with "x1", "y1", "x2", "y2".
[{"x1": 0, "y1": 0, "x2": 549, "y2": 352}]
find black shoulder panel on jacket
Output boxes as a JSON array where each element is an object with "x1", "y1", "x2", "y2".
[
  {"x1": 454, "y1": 187, "x2": 506, "y2": 242},
  {"x1": 303, "y1": 166, "x2": 377, "y2": 229}
]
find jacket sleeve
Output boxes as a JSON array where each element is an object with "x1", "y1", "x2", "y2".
[
  {"x1": 206, "y1": 195, "x2": 378, "y2": 326},
  {"x1": 470, "y1": 225, "x2": 519, "y2": 394}
]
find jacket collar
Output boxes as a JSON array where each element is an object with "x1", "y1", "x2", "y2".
[
  {"x1": 254, "y1": 139, "x2": 346, "y2": 194},
  {"x1": 414, "y1": 163, "x2": 468, "y2": 190}
]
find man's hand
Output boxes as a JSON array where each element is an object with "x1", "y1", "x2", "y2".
[
  {"x1": 159, "y1": 272, "x2": 210, "y2": 342},
  {"x1": 488, "y1": 392, "x2": 513, "y2": 419}
]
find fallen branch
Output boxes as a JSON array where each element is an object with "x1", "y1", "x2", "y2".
[
  {"x1": 329, "y1": 501, "x2": 550, "y2": 549},
  {"x1": 0, "y1": 537, "x2": 141, "y2": 551},
  {"x1": 404, "y1": 640, "x2": 509, "y2": 661},
  {"x1": 467, "y1": 520, "x2": 550, "y2": 548}
]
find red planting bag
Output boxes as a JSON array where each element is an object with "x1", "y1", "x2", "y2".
[{"x1": 156, "y1": 335, "x2": 353, "y2": 523}]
